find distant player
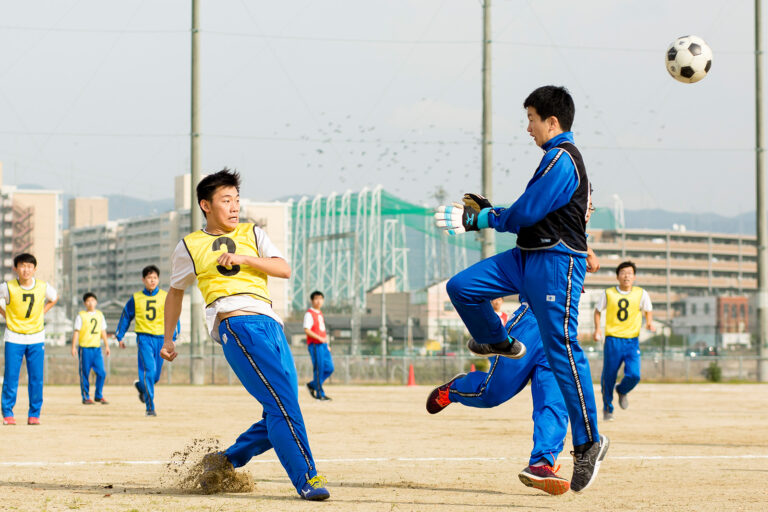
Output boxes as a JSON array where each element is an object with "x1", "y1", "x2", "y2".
[
  {"x1": 0, "y1": 253, "x2": 58, "y2": 425},
  {"x1": 435, "y1": 85, "x2": 608, "y2": 492},
  {"x1": 304, "y1": 290, "x2": 334, "y2": 401},
  {"x1": 593, "y1": 261, "x2": 653, "y2": 421},
  {"x1": 491, "y1": 297, "x2": 508, "y2": 325},
  {"x1": 427, "y1": 299, "x2": 570, "y2": 495},
  {"x1": 70, "y1": 292, "x2": 110, "y2": 405},
  {"x1": 160, "y1": 169, "x2": 330, "y2": 500},
  {"x1": 115, "y1": 264, "x2": 179, "y2": 416}
]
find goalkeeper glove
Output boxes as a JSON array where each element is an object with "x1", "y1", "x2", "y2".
[
  {"x1": 434, "y1": 202, "x2": 488, "y2": 234},
  {"x1": 462, "y1": 193, "x2": 492, "y2": 211}
]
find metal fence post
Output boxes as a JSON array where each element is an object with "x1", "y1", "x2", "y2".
[{"x1": 344, "y1": 355, "x2": 350, "y2": 384}]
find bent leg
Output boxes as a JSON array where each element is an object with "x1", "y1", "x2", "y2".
[
  {"x1": 617, "y1": 337, "x2": 641, "y2": 395},
  {"x1": 224, "y1": 415, "x2": 273, "y2": 467},
  {"x1": 446, "y1": 249, "x2": 523, "y2": 344}
]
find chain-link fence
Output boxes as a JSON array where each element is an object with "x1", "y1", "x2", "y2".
[{"x1": 1, "y1": 346, "x2": 765, "y2": 386}]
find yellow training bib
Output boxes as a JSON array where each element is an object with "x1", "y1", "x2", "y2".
[
  {"x1": 5, "y1": 279, "x2": 47, "y2": 335},
  {"x1": 183, "y1": 223, "x2": 272, "y2": 307},
  {"x1": 133, "y1": 289, "x2": 167, "y2": 335},
  {"x1": 77, "y1": 310, "x2": 105, "y2": 347},
  {"x1": 605, "y1": 286, "x2": 644, "y2": 339}
]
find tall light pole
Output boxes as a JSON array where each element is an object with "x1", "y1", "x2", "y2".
[
  {"x1": 480, "y1": 0, "x2": 495, "y2": 259},
  {"x1": 189, "y1": 0, "x2": 204, "y2": 385}
]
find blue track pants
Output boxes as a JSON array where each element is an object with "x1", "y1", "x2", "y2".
[
  {"x1": 450, "y1": 303, "x2": 568, "y2": 466},
  {"x1": 446, "y1": 247, "x2": 600, "y2": 448},
  {"x1": 601, "y1": 336, "x2": 641, "y2": 413},
  {"x1": 135, "y1": 333, "x2": 164, "y2": 412},
  {"x1": 308, "y1": 343, "x2": 334, "y2": 398},
  {"x1": 2, "y1": 342, "x2": 44, "y2": 418},
  {"x1": 78, "y1": 346, "x2": 106, "y2": 401},
  {"x1": 220, "y1": 315, "x2": 318, "y2": 495}
]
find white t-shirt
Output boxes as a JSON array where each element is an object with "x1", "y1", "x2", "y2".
[
  {"x1": 595, "y1": 286, "x2": 653, "y2": 312},
  {"x1": 169, "y1": 226, "x2": 284, "y2": 342},
  {"x1": 0, "y1": 279, "x2": 58, "y2": 344},
  {"x1": 73, "y1": 311, "x2": 108, "y2": 332}
]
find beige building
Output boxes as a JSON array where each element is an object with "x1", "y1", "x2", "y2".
[
  {"x1": 586, "y1": 228, "x2": 757, "y2": 322},
  {"x1": 69, "y1": 196, "x2": 108, "y2": 229}
]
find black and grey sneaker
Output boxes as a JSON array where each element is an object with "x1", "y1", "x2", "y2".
[
  {"x1": 570, "y1": 434, "x2": 610, "y2": 493},
  {"x1": 603, "y1": 410, "x2": 614, "y2": 422},
  {"x1": 467, "y1": 337, "x2": 526, "y2": 359},
  {"x1": 618, "y1": 391, "x2": 629, "y2": 410},
  {"x1": 133, "y1": 380, "x2": 145, "y2": 404},
  {"x1": 306, "y1": 382, "x2": 316, "y2": 399}
]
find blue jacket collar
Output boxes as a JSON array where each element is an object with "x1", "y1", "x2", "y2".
[
  {"x1": 143, "y1": 287, "x2": 159, "y2": 296},
  {"x1": 541, "y1": 131, "x2": 574, "y2": 152}
]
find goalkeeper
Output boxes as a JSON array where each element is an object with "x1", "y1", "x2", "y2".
[{"x1": 434, "y1": 85, "x2": 608, "y2": 494}]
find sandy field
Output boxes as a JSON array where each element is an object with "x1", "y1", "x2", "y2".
[{"x1": 0, "y1": 382, "x2": 767, "y2": 511}]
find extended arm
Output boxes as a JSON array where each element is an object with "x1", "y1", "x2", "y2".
[
  {"x1": 593, "y1": 310, "x2": 602, "y2": 342},
  {"x1": 115, "y1": 297, "x2": 135, "y2": 343},
  {"x1": 645, "y1": 311, "x2": 654, "y2": 332},
  {"x1": 160, "y1": 287, "x2": 185, "y2": 361},
  {"x1": 71, "y1": 330, "x2": 79, "y2": 357}
]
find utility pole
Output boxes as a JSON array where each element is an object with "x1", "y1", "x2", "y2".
[
  {"x1": 756, "y1": 0, "x2": 768, "y2": 382},
  {"x1": 480, "y1": 0, "x2": 495, "y2": 259},
  {"x1": 189, "y1": 0, "x2": 205, "y2": 385}
]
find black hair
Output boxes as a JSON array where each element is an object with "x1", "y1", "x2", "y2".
[
  {"x1": 83, "y1": 292, "x2": 97, "y2": 302},
  {"x1": 310, "y1": 291, "x2": 324, "y2": 300},
  {"x1": 13, "y1": 253, "x2": 37, "y2": 268},
  {"x1": 523, "y1": 85, "x2": 575, "y2": 131},
  {"x1": 616, "y1": 261, "x2": 637, "y2": 276},
  {"x1": 142, "y1": 265, "x2": 160, "y2": 278},
  {"x1": 196, "y1": 168, "x2": 241, "y2": 217}
]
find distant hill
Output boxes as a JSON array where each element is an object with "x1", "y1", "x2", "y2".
[
  {"x1": 623, "y1": 209, "x2": 755, "y2": 235},
  {"x1": 61, "y1": 194, "x2": 174, "y2": 228}
]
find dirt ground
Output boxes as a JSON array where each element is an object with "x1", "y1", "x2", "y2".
[{"x1": 0, "y1": 382, "x2": 767, "y2": 511}]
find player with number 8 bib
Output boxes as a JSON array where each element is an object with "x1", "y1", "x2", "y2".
[
  {"x1": 115, "y1": 265, "x2": 180, "y2": 416},
  {"x1": 593, "y1": 261, "x2": 653, "y2": 421}
]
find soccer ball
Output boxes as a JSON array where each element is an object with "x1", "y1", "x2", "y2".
[{"x1": 665, "y1": 35, "x2": 712, "y2": 84}]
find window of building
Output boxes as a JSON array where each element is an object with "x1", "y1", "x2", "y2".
[
  {"x1": 691, "y1": 303, "x2": 697, "y2": 315},
  {"x1": 704, "y1": 302, "x2": 710, "y2": 315}
]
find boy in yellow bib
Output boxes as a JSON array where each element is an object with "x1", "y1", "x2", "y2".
[
  {"x1": 593, "y1": 261, "x2": 653, "y2": 421},
  {"x1": 70, "y1": 292, "x2": 110, "y2": 405},
  {"x1": 161, "y1": 169, "x2": 330, "y2": 500},
  {"x1": 115, "y1": 265, "x2": 179, "y2": 416},
  {"x1": 1, "y1": 253, "x2": 58, "y2": 425}
]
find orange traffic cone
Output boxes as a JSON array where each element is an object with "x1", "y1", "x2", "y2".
[
  {"x1": 407, "y1": 364, "x2": 416, "y2": 386},
  {"x1": 470, "y1": 363, "x2": 476, "y2": 372}
]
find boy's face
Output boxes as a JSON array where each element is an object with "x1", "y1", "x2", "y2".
[
  {"x1": 585, "y1": 198, "x2": 594, "y2": 223},
  {"x1": 84, "y1": 297, "x2": 97, "y2": 311},
  {"x1": 143, "y1": 272, "x2": 159, "y2": 291},
  {"x1": 617, "y1": 267, "x2": 636, "y2": 289},
  {"x1": 311, "y1": 295, "x2": 324, "y2": 309},
  {"x1": 14, "y1": 262, "x2": 36, "y2": 281},
  {"x1": 491, "y1": 297, "x2": 503, "y2": 312},
  {"x1": 202, "y1": 186, "x2": 240, "y2": 232},
  {"x1": 526, "y1": 106, "x2": 560, "y2": 147}
]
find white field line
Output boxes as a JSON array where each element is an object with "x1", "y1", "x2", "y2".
[{"x1": 1, "y1": 454, "x2": 768, "y2": 467}]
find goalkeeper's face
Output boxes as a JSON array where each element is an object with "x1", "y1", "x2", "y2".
[{"x1": 205, "y1": 185, "x2": 241, "y2": 232}]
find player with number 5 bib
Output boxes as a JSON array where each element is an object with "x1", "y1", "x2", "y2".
[
  {"x1": 593, "y1": 261, "x2": 654, "y2": 421},
  {"x1": 115, "y1": 265, "x2": 180, "y2": 416}
]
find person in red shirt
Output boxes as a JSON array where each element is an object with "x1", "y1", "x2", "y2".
[
  {"x1": 491, "y1": 297, "x2": 508, "y2": 325},
  {"x1": 304, "y1": 291, "x2": 334, "y2": 400}
]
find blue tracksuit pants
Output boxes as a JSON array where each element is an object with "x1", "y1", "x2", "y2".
[
  {"x1": 78, "y1": 346, "x2": 106, "y2": 401},
  {"x1": 219, "y1": 315, "x2": 318, "y2": 495},
  {"x1": 601, "y1": 336, "x2": 641, "y2": 413},
  {"x1": 450, "y1": 304, "x2": 568, "y2": 466},
  {"x1": 446, "y1": 247, "x2": 600, "y2": 448},
  {"x1": 135, "y1": 333, "x2": 164, "y2": 412},
  {"x1": 308, "y1": 343, "x2": 334, "y2": 398},
  {"x1": 2, "y1": 341, "x2": 44, "y2": 418}
]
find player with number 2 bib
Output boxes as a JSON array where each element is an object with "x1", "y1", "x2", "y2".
[
  {"x1": 593, "y1": 261, "x2": 654, "y2": 421},
  {"x1": 115, "y1": 264, "x2": 180, "y2": 416}
]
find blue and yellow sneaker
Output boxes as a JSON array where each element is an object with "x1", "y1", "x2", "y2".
[{"x1": 300, "y1": 475, "x2": 330, "y2": 501}]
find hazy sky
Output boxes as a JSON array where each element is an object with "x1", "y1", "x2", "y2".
[{"x1": 0, "y1": 1, "x2": 762, "y2": 216}]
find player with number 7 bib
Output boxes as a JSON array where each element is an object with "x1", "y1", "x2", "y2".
[{"x1": 115, "y1": 264, "x2": 180, "y2": 416}]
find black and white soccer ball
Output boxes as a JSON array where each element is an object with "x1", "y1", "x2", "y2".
[{"x1": 665, "y1": 35, "x2": 712, "y2": 84}]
